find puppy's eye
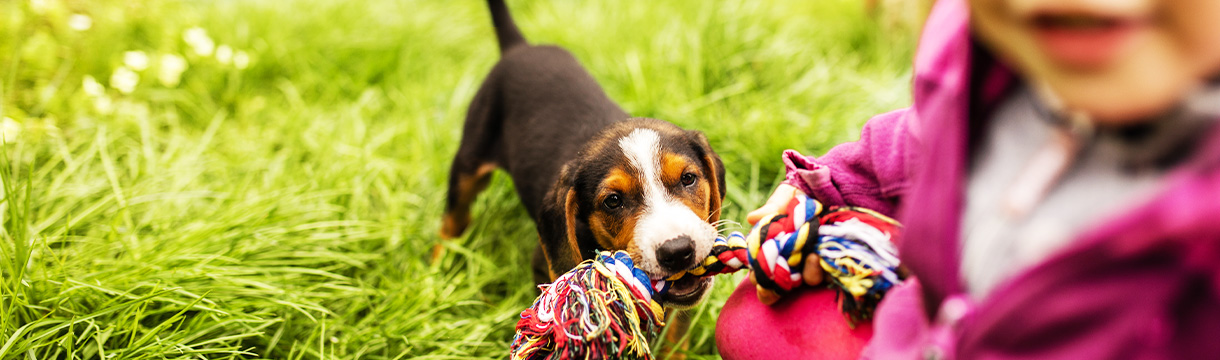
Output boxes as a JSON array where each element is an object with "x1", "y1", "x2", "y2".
[
  {"x1": 603, "y1": 194, "x2": 623, "y2": 210},
  {"x1": 680, "y1": 173, "x2": 697, "y2": 187}
]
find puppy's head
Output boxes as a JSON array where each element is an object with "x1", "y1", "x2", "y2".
[{"x1": 539, "y1": 118, "x2": 725, "y2": 308}]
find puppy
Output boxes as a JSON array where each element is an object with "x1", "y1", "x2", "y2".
[{"x1": 439, "y1": 0, "x2": 726, "y2": 311}]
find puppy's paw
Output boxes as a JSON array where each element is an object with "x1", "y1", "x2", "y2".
[
  {"x1": 429, "y1": 243, "x2": 445, "y2": 264},
  {"x1": 439, "y1": 212, "x2": 469, "y2": 240}
]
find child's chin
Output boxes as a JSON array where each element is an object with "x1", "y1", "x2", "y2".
[{"x1": 1041, "y1": 68, "x2": 1193, "y2": 124}]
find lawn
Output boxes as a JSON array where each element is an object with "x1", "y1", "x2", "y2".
[{"x1": 0, "y1": 0, "x2": 914, "y2": 358}]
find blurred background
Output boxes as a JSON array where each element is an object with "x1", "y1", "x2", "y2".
[{"x1": 0, "y1": 0, "x2": 921, "y2": 358}]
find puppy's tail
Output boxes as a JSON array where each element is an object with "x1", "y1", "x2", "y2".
[{"x1": 487, "y1": 0, "x2": 528, "y2": 54}]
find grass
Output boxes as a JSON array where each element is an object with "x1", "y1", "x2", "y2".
[{"x1": 0, "y1": 0, "x2": 915, "y2": 358}]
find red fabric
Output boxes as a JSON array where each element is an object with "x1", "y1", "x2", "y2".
[{"x1": 716, "y1": 280, "x2": 873, "y2": 360}]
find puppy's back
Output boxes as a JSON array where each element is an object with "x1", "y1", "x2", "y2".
[
  {"x1": 472, "y1": 1, "x2": 628, "y2": 215},
  {"x1": 490, "y1": 46, "x2": 628, "y2": 212}
]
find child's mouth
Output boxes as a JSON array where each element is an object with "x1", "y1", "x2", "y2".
[{"x1": 1028, "y1": 12, "x2": 1146, "y2": 68}]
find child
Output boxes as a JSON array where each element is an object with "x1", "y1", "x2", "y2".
[{"x1": 717, "y1": 0, "x2": 1220, "y2": 358}]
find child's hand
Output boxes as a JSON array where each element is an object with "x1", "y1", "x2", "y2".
[
  {"x1": 746, "y1": 184, "x2": 825, "y2": 305},
  {"x1": 746, "y1": 183, "x2": 804, "y2": 225}
]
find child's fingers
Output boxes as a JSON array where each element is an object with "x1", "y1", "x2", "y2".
[
  {"x1": 756, "y1": 285, "x2": 780, "y2": 305},
  {"x1": 749, "y1": 270, "x2": 781, "y2": 305},
  {"x1": 746, "y1": 184, "x2": 805, "y2": 225},
  {"x1": 750, "y1": 258, "x2": 823, "y2": 305},
  {"x1": 745, "y1": 205, "x2": 781, "y2": 226},
  {"x1": 802, "y1": 256, "x2": 824, "y2": 286}
]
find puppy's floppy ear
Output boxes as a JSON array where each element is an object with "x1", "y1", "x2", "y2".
[
  {"x1": 538, "y1": 164, "x2": 585, "y2": 280},
  {"x1": 689, "y1": 131, "x2": 726, "y2": 223}
]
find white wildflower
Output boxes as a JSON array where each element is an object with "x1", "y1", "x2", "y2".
[
  {"x1": 81, "y1": 75, "x2": 105, "y2": 97},
  {"x1": 93, "y1": 96, "x2": 113, "y2": 114},
  {"x1": 183, "y1": 27, "x2": 215, "y2": 57},
  {"x1": 110, "y1": 66, "x2": 139, "y2": 94},
  {"x1": 158, "y1": 54, "x2": 188, "y2": 87},
  {"x1": 68, "y1": 14, "x2": 92, "y2": 31},
  {"x1": 233, "y1": 50, "x2": 251, "y2": 70},
  {"x1": 123, "y1": 51, "x2": 150, "y2": 71},
  {"x1": 29, "y1": 0, "x2": 50, "y2": 14},
  {"x1": 1, "y1": 117, "x2": 20, "y2": 143},
  {"x1": 215, "y1": 45, "x2": 233, "y2": 65}
]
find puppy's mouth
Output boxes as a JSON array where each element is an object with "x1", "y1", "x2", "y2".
[{"x1": 650, "y1": 276, "x2": 712, "y2": 309}]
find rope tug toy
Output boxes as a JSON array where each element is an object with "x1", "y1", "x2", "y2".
[{"x1": 510, "y1": 195, "x2": 903, "y2": 360}]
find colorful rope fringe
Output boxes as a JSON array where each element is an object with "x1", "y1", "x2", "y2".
[
  {"x1": 814, "y1": 205, "x2": 903, "y2": 320},
  {"x1": 511, "y1": 195, "x2": 903, "y2": 359},
  {"x1": 511, "y1": 251, "x2": 665, "y2": 360}
]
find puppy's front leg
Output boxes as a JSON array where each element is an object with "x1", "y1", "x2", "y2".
[{"x1": 657, "y1": 309, "x2": 693, "y2": 360}]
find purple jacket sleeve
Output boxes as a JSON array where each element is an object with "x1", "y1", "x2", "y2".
[{"x1": 781, "y1": 108, "x2": 919, "y2": 217}]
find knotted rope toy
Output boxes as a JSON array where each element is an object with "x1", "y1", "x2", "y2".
[
  {"x1": 511, "y1": 195, "x2": 903, "y2": 360},
  {"x1": 739, "y1": 196, "x2": 904, "y2": 321}
]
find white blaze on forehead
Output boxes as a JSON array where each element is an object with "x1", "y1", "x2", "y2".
[
  {"x1": 618, "y1": 128, "x2": 716, "y2": 277},
  {"x1": 618, "y1": 129, "x2": 664, "y2": 203}
]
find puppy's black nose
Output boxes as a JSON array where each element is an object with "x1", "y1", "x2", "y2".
[{"x1": 656, "y1": 235, "x2": 696, "y2": 272}]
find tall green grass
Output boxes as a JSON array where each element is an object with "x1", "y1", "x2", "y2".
[{"x1": 0, "y1": 0, "x2": 914, "y2": 358}]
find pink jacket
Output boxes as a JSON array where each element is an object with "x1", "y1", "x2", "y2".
[{"x1": 781, "y1": 0, "x2": 1220, "y2": 358}]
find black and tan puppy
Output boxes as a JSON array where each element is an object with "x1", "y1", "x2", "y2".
[{"x1": 439, "y1": 0, "x2": 725, "y2": 310}]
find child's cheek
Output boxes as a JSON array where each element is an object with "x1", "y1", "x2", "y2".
[{"x1": 1168, "y1": 0, "x2": 1220, "y2": 75}]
